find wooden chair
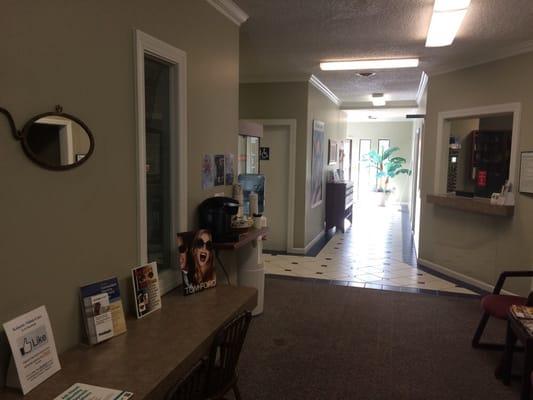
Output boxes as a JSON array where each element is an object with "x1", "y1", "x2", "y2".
[
  {"x1": 472, "y1": 270, "x2": 533, "y2": 350},
  {"x1": 205, "y1": 311, "x2": 252, "y2": 400},
  {"x1": 165, "y1": 359, "x2": 207, "y2": 400}
]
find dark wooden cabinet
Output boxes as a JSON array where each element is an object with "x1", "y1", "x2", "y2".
[
  {"x1": 471, "y1": 130, "x2": 512, "y2": 197},
  {"x1": 326, "y1": 181, "x2": 353, "y2": 233}
]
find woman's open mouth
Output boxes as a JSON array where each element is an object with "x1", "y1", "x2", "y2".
[{"x1": 199, "y1": 250, "x2": 208, "y2": 263}]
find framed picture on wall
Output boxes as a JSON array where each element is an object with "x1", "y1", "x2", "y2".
[
  {"x1": 311, "y1": 120, "x2": 325, "y2": 208},
  {"x1": 328, "y1": 140, "x2": 338, "y2": 165},
  {"x1": 519, "y1": 151, "x2": 533, "y2": 194}
]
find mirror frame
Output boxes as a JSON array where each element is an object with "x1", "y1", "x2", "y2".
[{"x1": 20, "y1": 111, "x2": 95, "y2": 171}]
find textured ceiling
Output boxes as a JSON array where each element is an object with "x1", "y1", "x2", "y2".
[{"x1": 236, "y1": 0, "x2": 533, "y2": 106}]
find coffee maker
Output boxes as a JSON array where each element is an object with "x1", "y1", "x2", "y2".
[{"x1": 198, "y1": 197, "x2": 240, "y2": 242}]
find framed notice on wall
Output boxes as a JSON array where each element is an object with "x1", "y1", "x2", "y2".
[
  {"x1": 519, "y1": 151, "x2": 533, "y2": 194},
  {"x1": 311, "y1": 120, "x2": 325, "y2": 208}
]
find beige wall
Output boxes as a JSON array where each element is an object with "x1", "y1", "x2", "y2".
[
  {"x1": 239, "y1": 82, "x2": 347, "y2": 248},
  {"x1": 420, "y1": 52, "x2": 533, "y2": 295},
  {"x1": 306, "y1": 85, "x2": 347, "y2": 244},
  {"x1": 0, "y1": 0, "x2": 239, "y2": 384},
  {"x1": 239, "y1": 82, "x2": 309, "y2": 247},
  {"x1": 347, "y1": 121, "x2": 414, "y2": 204}
]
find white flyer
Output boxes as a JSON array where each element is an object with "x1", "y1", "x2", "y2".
[
  {"x1": 2, "y1": 305, "x2": 61, "y2": 394},
  {"x1": 54, "y1": 383, "x2": 134, "y2": 400}
]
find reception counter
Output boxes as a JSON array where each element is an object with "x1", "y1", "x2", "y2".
[
  {"x1": 426, "y1": 193, "x2": 514, "y2": 217},
  {"x1": 0, "y1": 285, "x2": 257, "y2": 400}
]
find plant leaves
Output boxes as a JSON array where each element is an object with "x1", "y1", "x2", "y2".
[
  {"x1": 381, "y1": 146, "x2": 399, "y2": 161},
  {"x1": 389, "y1": 157, "x2": 406, "y2": 164}
]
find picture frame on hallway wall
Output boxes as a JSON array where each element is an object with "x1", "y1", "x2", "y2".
[
  {"x1": 311, "y1": 120, "x2": 325, "y2": 208},
  {"x1": 519, "y1": 151, "x2": 533, "y2": 194},
  {"x1": 328, "y1": 139, "x2": 338, "y2": 165}
]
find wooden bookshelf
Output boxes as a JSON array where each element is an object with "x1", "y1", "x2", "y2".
[{"x1": 426, "y1": 193, "x2": 514, "y2": 217}]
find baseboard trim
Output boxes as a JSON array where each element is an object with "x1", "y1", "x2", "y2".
[
  {"x1": 417, "y1": 258, "x2": 516, "y2": 296},
  {"x1": 289, "y1": 230, "x2": 326, "y2": 255}
]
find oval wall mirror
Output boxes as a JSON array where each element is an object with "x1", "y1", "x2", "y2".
[{"x1": 21, "y1": 112, "x2": 94, "y2": 170}]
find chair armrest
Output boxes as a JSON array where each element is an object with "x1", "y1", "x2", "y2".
[{"x1": 493, "y1": 270, "x2": 533, "y2": 294}]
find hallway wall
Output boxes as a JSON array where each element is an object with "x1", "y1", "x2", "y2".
[
  {"x1": 347, "y1": 121, "x2": 414, "y2": 204},
  {"x1": 420, "y1": 51, "x2": 533, "y2": 295},
  {"x1": 239, "y1": 81, "x2": 347, "y2": 249},
  {"x1": 306, "y1": 85, "x2": 347, "y2": 245},
  {"x1": 239, "y1": 82, "x2": 309, "y2": 248}
]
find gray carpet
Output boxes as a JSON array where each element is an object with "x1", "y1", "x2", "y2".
[{"x1": 236, "y1": 276, "x2": 521, "y2": 400}]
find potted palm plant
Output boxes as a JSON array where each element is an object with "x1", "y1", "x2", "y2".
[{"x1": 365, "y1": 147, "x2": 411, "y2": 206}]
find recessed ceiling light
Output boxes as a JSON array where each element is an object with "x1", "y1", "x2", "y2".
[
  {"x1": 356, "y1": 72, "x2": 376, "y2": 78},
  {"x1": 371, "y1": 93, "x2": 386, "y2": 107},
  {"x1": 426, "y1": 0, "x2": 471, "y2": 47},
  {"x1": 320, "y1": 58, "x2": 419, "y2": 71}
]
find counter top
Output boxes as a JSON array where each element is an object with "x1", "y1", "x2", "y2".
[
  {"x1": 0, "y1": 285, "x2": 257, "y2": 400},
  {"x1": 214, "y1": 227, "x2": 269, "y2": 250},
  {"x1": 426, "y1": 193, "x2": 514, "y2": 217}
]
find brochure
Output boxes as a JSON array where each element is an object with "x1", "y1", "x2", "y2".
[
  {"x1": 54, "y1": 383, "x2": 133, "y2": 400},
  {"x1": 82, "y1": 293, "x2": 114, "y2": 345},
  {"x1": 80, "y1": 277, "x2": 127, "y2": 344},
  {"x1": 2, "y1": 305, "x2": 61, "y2": 394},
  {"x1": 131, "y1": 262, "x2": 162, "y2": 318}
]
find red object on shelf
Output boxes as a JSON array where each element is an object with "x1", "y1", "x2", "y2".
[{"x1": 477, "y1": 170, "x2": 487, "y2": 187}]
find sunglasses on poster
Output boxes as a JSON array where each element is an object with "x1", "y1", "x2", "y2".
[{"x1": 193, "y1": 239, "x2": 213, "y2": 251}]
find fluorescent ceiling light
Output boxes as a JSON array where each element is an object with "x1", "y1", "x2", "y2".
[
  {"x1": 371, "y1": 93, "x2": 386, "y2": 107},
  {"x1": 426, "y1": 0, "x2": 470, "y2": 47},
  {"x1": 320, "y1": 58, "x2": 419, "y2": 71}
]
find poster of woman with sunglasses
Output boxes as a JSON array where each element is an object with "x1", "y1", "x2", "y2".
[{"x1": 177, "y1": 229, "x2": 216, "y2": 295}]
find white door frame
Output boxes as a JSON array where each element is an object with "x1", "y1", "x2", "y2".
[
  {"x1": 434, "y1": 103, "x2": 521, "y2": 194},
  {"x1": 38, "y1": 117, "x2": 74, "y2": 165},
  {"x1": 134, "y1": 30, "x2": 188, "y2": 293},
  {"x1": 243, "y1": 119, "x2": 296, "y2": 252}
]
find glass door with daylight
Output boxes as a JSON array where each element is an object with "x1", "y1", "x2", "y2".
[{"x1": 357, "y1": 139, "x2": 372, "y2": 201}]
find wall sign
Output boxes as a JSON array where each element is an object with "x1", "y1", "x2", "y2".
[
  {"x1": 519, "y1": 151, "x2": 533, "y2": 194},
  {"x1": 3, "y1": 306, "x2": 61, "y2": 394},
  {"x1": 260, "y1": 147, "x2": 270, "y2": 160}
]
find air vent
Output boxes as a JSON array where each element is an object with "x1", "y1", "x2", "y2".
[{"x1": 356, "y1": 72, "x2": 376, "y2": 78}]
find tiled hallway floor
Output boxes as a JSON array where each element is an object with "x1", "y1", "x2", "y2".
[{"x1": 264, "y1": 205, "x2": 478, "y2": 296}]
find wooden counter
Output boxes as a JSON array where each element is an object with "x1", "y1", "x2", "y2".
[
  {"x1": 427, "y1": 193, "x2": 514, "y2": 217},
  {"x1": 0, "y1": 285, "x2": 257, "y2": 400},
  {"x1": 214, "y1": 227, "x2": 269, "y2": 250}
]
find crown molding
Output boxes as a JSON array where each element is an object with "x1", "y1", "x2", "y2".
[
  {"x1": 430, "y1": 39, "x2": 533, "y2": 76},
  {"x1": 340, "y1": 100, "x2": 418, "y2": 110},
  {"x1": 240, "y1": 73, "x2": 310, "y2": 83},
  {"x1": 416, "y1": 71, "x2": 428, "y2": 106},
  {"x1": 206, "y1": 0, "x2": 249, "y2": 26},
  {"x1": 308, "y1": 75, "x2": 341, "y2": 106}
]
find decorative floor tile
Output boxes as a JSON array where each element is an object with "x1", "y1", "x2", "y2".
[{"x1": 263, "y1": 205, "x2": 477, "y2": 296}]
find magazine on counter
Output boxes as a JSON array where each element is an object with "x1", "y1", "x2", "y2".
[
  {"x1": 510, "y1": 304, "x2": 533, "y2": 319},
  {"x1": 80, "y1": 277, "x2": 127, "y2": 345},
  {"x1": 54, "y1": 383, "x2": 133, "y2": 400},
  {"x1": 131, "y1": 262, "x2": 162, "y2": 318},
  {"x1": 176, "y1": 230, "x2": 217, "y2": 296}
]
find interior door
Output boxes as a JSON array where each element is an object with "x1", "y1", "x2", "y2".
[
  {"x1": 261, "y1": 125, "x2": 290, "y2": 252},
  {"x1": 357, "y1": 139, "x2": 372, "y2": 201}
]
